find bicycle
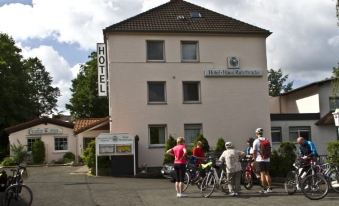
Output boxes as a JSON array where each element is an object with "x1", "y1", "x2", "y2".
[
  {"x1": 299, "y1": 160, "x2": 328, "y2": 200},
  {"x1": 200, "y1": 159, "x2": 228, "y2": 198},
  {"x1": 241, "y1": 157, "x2": 259, "y2": 190},
  {"x1": 182, "y1": 156, "x2": 206, "y2": 192},
  {"x1": 319, "y1": 162, "x2": 339, "y2": 193},
  {"x1": 3, "y1": 165, "x2": 33, "y2": 206}
]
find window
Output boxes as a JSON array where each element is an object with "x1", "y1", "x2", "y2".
[
  {"x1": 183, "y1": 81, "x2": 200, "y2": 103},
  {"x1": 149, "y1": 125, "x2": 166, "y2": 146},
  {"x1": 27, "y1": 137, "x2": 41, "y2": 152},
  {"x1": 271, "y1": 127, "x2": 282, "y2": 143},
  {"x1": 181, "y1": 41, "x2": 199, "y2": 62},
  {"x1": 184, "y1": 124, "x2": 202, "y2": 144},
  {"x1": 146, "y1": 40, "x2": 164, "y2": 61},
  {"x1": 329, "y1": 97, "x2": 339, "y2": 111},
  {"x1": 55, "y1": 137, "x2": 68, "y2": 151},
  {"x1": 148, "y1": 82, "x2": 166, "y2": 103},
  {"x1": 289, "y1": 126, "x2": 311, "y2": 141}
]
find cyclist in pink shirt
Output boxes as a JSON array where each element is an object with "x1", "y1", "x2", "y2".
[{"x1": 166, "y1": 137, "x2": 187, "y2": 197}]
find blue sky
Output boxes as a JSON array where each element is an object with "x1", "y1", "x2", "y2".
[{"x1": 0, "y1": 0, "x2": 338, "y2": 114}]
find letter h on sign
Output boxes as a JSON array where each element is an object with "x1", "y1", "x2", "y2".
[{"x1": 97, "y1": 43, "x2": 107, "y2": 96}]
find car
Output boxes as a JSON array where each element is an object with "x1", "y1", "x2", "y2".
[{"x1": 161, "y1": 163, "x2": 175, "y2": 182}]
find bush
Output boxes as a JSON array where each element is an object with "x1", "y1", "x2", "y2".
[
  {"x1": 327, "y1": 141, "x2": 339, "y2": 166},
  {"x1": 193, "y1": 134, "x2": 210, "y2": 153},
  {"x1": 32, "y1": 139, "x2": 45, "y2": 164},
  {"x1": 215, "y1": 138, "x2": 226, "y2": 154},
  {"x1": 270, "y1": 142, "x2": 297, "y2": 177},
  {"x1": 82, "y1": 140, "x2": 95, "y2": 169},
  {"x1": 1, "y1": 157, "x2": 16, "y2": 166},
  {"x1": 63, "y1": 152, "x2": 75, "y2": 163},
  {"x1": 163, "y1": 136, "x2": 176, "y2": 164},
  {"x1": 10, "y1": 140, "x2": 28, "y2": 164}
]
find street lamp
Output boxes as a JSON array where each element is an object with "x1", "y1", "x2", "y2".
[{"x1": 332, "y1": 108, "x2": 339, "y2": 140}]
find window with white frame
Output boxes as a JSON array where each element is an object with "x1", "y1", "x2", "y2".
[
  {"x1": 271, "y1": 127, "x2": 282, "y2": 143},
  {"x1": 27, "y1": 137, "x2": 41, "y2": 152},
  {"x1": 181, "y1": 41, "x2": 199, "y2": 62},
  {"x1": 148, "y1": 81, "x2": 166, "y2": 103},
  {"x1": 183, "y1": 81, "x2": 200, "y2": 103},
  {"x1": 149, "y1": 125, "x2": 166, "y2": 146},
  {"x1": 54, "y1": 136, "x2": 68, "y2": 151},
  {"x1": 289, "y1": 126, "x2": 311, "y2": 141},
  {"x1": 184, "y1": 124, "x2": 202, "y2": 144},
  {"x1": 146, "y1": 40, "x2": 164, "y2": 61}
]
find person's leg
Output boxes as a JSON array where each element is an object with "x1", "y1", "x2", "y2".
[
  {"x1": 174, "y1": 164, "x2": 181, "y2": 196},
  {"x1": 227, "y1": 172, "x2": 234, "y2": 194},
  {"x1": 234, "y1": 171, "x2": 241, "y2": 194},
  {"x1": 179, "y1": 164, "x2": 187, "y2": 196}
]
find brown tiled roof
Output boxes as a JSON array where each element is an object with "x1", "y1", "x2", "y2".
[
  {"x1": 4, "y1": 117, "x2": 74, "y2": 134},
  {"x1": 74, "y1": 117, "x2": 109, "y2": 135},
  {"x1": 104, "y1": 0, "x2": 271, "y2": 36},
  {"x1": 315, "y1": 112, "x2": 334, "y2": 126}
]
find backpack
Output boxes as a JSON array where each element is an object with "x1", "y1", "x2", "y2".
[{"x1": 259, "y1": 138, "x2": 271, "y2": 159}]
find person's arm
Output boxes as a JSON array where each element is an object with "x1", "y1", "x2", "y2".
[
  {"x1": 253, "y1": 141, "x2": 257, "y2": 160},
  {"x1": 166, "y1": 148, "x2": 174, "y2": 156},
  {"x1": 308, "y1": 142, "x2": 317, "y2": 157}
]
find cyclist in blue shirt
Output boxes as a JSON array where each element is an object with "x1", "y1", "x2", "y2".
[{"x1": 297, "y1": 136, "x2": 318, "y2": 161}]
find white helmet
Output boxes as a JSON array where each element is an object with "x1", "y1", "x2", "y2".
[
  {"x1": 255, "y1": 128, "x2": 263, "y2": 135},
  {"x1": 225, "y1": 142, "x2": 233, "y2": 149}
]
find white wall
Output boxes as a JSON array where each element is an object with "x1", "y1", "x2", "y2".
[
  {"x1": 106, "y1": 33, "x2": 271, "y2": 167},
  {"x1": 9, "y1": 124, "x2": 75, "y2": 163}
]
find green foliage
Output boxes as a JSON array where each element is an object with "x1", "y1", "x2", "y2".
[
  {"x1": 1, "y1": 157, "x2": 16, "y2": 166},
  {"x1": 0, "y1": 32, "x2": 59, "y2": 151},
  {"x1": 163, "y1": 136, "x2": 176, "y2": 164},
  {"x1": 215, "y1": 138, "x2": 226, "y2": 154},
  {"x1": 32, "y1": 139, "x2": 45, "y2": 164},
  {"x1": 332, "y1": 66, "x2": 339, "y2": 78},
  {"x1": 193, "y1": 134, "x2": 210, "y2": 153},
  {"x1": 66, "y1": 52, "x2": 109, "y2": 118},
  {"x1": 63, "y1": 152, "x2": 75, "y2": 163},
  {"x1": 10, "y1": 140, "x2": 28, "y2": 164},
  {"x1": 327, "y1": 141, "x2": 339, "y2": 166},
  {"x1": 270, "y1": 142, "x2": 297, "y2": 177},
  {"x1": 82, "y1": 140, "x2": 96, "y2": 169},
  {"x1": 268, "y1": 68, "x2": 293, "y2": 96}
]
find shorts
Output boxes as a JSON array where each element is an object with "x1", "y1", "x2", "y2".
[
  {"x1": 257, "y1": 161, "x2": 270, "y2": 172},
  {"x1": 174, "y1": 164, "x2": 186, "y2": 182}
]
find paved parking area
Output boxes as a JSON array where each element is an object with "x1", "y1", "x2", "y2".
[{"x1": 2, "y1": 166, "x2": 339, "y2": 206}]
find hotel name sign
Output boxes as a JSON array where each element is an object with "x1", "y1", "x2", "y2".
[
  {"x1": 29, "y1": 128, "x2": 63, "y2": 135},
  {"x1": 204, "y1": 69, "x2": 263, "y2": 77}
]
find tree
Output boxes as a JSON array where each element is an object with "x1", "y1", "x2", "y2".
[
  {"x1": 268, "y1": 69, "x2": 293, "y2": 96},
  {"x1": 66, "y1": 52, "x2": 109, "y2": 118},
  {"x1": 0, "y1": 33, "x2": 59, "y2": 153},
  {"x1": 24, "y1": 57, "x2": 60, "y2": 116}
]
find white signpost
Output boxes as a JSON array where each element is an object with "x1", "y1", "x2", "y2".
[
  {"x1": 97, "y1": 43, "x2": 107, "y2": 96},
  {"x1": 95, "y1": 133, "x2": 135, "y2": 176}
]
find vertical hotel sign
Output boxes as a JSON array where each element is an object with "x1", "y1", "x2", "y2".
[{"x1": 97, "y1": 43, "x2": 107, "y2": 96}]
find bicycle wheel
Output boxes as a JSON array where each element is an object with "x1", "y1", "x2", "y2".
[
  {"x1": 242, "y1": 170, "x2": 253, "y2": 190},
  {"x1": 3, "y1": 184, "x2": 33, "y2": 206},
  {"x1": 182, "y1": 172, "x2": 190, "y2": 192},
  {"x1": 200, "y1": 173, "x2": 216, "y2": 198},
  {"x1": 301, "y1": 173, "x2": 328, "y2": 200},
  {"x1": 284, "y1": 171, "x2": 297, "y2": 195},
  {"x1": 328, "y1": 170, "x2": 339, "y2": 193}
]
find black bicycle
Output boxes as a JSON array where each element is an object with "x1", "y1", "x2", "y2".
[{"x1": 3, "y1": 165, "x2": 33, "y2": 206}]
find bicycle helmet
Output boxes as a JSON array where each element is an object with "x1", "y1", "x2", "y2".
[
  {"x1": 255, "y1": 128, "x2": 263, "y2": 135},
  {"x1": 225, "y1": 141, "x2": 233, "y2": 149}
]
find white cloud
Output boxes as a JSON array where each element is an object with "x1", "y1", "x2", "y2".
[{"x1": 19, "y1": 44, "x2": 79, "y2": 113}]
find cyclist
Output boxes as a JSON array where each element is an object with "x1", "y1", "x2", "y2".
[
  {"x1": 192, "y1": 141, "x2": 205, "y2": 166},
  {"x1": 296, "y1": 136, "x2": 319, "y2": 180},
  {"x1": 253, "y1": 128, "x2": 272, "y2": 194},
  {"x1": 219, "y1": 142, "x2": 245, "y2": 196},
  {"x1": 166, "y1": 137, "x2": 188, "y2": 198}
]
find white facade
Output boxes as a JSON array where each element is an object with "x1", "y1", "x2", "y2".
[
  {"x1": 8, "y1": 123, "x2": 76, "y2": 163},
  {"x1": 270, "y1": 79, "x2": 337, "y2": 155},
  {"x1": 105, "y1": 33, "x2": 271, "y2": 167}
]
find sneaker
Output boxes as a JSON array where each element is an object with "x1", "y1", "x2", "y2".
[
  {"x1": 234, "y1": 192, "x2": 239, "y2": 196},
  {"x1": 266, "y1": 188, "x2": 273, "y2": 193},
  {"x1": 176, "y1": 193, "x2": 181, "y2": 198},
  {"x1": 259, "y1": 190, "x2": 266, "y2": 194},
  {"x1": 229, "y1": 192, "x2": 235, "y2": 196}
]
